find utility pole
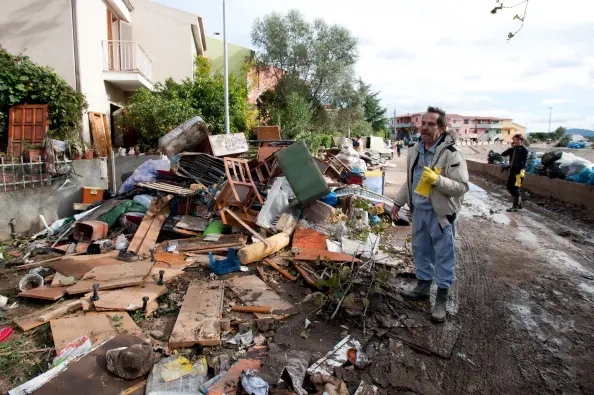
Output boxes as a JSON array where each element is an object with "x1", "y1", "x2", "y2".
[
  {"x1": 548, "y1": 107, "x2": 552, "y2": 134},
  {"x1": 223, "y1": 0, "x2": 230, "y2": 134}
]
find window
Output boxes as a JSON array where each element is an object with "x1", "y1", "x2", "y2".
[{"x1": 464, "y1": 119, "x2": 469, "y2": 124}]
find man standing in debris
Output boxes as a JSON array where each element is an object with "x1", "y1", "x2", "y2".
[
  {"x1": 501, "y1": 134, "x2": 528, "y2": 212},
  {"x1": 352, "y1": 135, "x2": 362, "y2": 152},
  {"x1": 390, "y1": 107, "x2": 469, "y2": 323}
]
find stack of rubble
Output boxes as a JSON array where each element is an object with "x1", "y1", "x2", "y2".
[{"x1": 0, "y1": 120, "x2": 416, "y2": 395}]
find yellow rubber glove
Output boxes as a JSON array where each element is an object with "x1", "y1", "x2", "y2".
[
  {"x1": 515, "y1": 173, "x2": 522, "y2": 187},
  {"x1": 520, "y1": 169, "x2": 525, "y2": 177},
  {"x1": 421, "y1": 166, "x2": 440, "y2": 185},
  {"x1": 414, "y1": 167, "x2": 442, "y2": 197}
]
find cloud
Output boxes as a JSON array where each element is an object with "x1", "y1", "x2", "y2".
[
  {"x1": 357, "y1": 36, "x2": 375, "y2": 47},
  {"x1": 436, "y1": 37, "x2": 455, "y2": 46},
  {"x1": 541, "y1": 98, "x2": 570, "y2": 105},
  {"x1": 377, "y1": 48, "x2": 414, "y2": 60},
  {"x1": 545, "y1": 57, "x2": 584, "y2": 68}
]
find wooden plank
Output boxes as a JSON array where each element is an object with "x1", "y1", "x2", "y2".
[
  {"x1": 13, "y1": 300, "x2": 83, "y2": 331},
  {"x1": 68, "y1": 250, "x2": 118, "y2": 261},
  {"x1": 102, "y1": 312, "x2": 144, "y2": 338},
  {"x1": 292, "y1": 226, "x2": 328, "y2": 252},
  {"x1": 50, "y1": 313, "x2": 119, "y2": 351},
  {"x1": 169, "y1": 281, "x2": 225, "y2": 348},
  {"x1": 101, "y1": 113, "x2": 112, "y2": 157},
  {"x1": 226, "y1": 275, "x2": 294, "y2": 315},
  {"x1": 145, "y1": 266, "x2": 185, "y2": 283},
  {"x1": 223, "y1": 208, "x2": 272, "y2": 247},
  {"x1": 18, "y1": 286, "x2": 66, "y2": 301},
  {"x1": 138, "y1": 204, "x2": 169, "y2": 257},
  {"x1": 65, "y1": 261, "x2": 154, "y2": 295},
  {"x1": 89, "y1": 112, "x2": 109, "y2": 157},
  {"x1": 164, "y1": 234, "x2": 245, "y2": 252},
  {"x1": 48, "y1": 257, "x2": 120, "y2": 280},
  {"x1": 175, "y1": 215, "x2": 209, "y2": 232},
  {"x1": 92, "y1": 283, "x2": 167, "y2": 311},
  {"x1": 153, "y1": 251, "x2": 189, "y2": 268},
  {"x1": 34, "y1": 335, "x2": 146, "y2": 395},
  {"x1": 295, "y1": 250, "x2": 360, "y2": 263},
  {"x1": 127, "y1": 197, "x2": 158, "y2": 254}
]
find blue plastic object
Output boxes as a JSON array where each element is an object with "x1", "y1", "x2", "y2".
[
  {"x1": 370, "y1": 215, "x2": 381, "y2": 226},
  {"x1": 209, "y1": 248, "x2": 240, "y2": 275},
  {"x1": 320, "y1": 192, "x2": 338, "y2": 206}
]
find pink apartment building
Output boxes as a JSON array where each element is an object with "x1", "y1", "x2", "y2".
[{"x1": 390, "y1": 112, "x2": 504, "y2": 142}]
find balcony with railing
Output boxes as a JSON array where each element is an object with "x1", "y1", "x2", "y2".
[
  {"x1": 102, "y1": 40, "x2": 153, "y2": 91},
  {"x1": 395, "y1": 122, "x2": 413, "y2": 128}
]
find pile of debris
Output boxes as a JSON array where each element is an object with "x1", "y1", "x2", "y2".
[{"x1": 0, "y1": 119, "x2": 419, "y2": 395}]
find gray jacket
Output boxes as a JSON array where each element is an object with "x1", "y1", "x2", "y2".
[{"x1": 394, "y1": 132, "x2": 469, "y2": 227}]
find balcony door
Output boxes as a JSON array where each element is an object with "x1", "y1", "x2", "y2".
[{"x1": 106, "y1": 9, "x2": 133, "y2": 72}]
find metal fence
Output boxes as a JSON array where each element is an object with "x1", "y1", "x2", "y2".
[{"x1": 0, "y1": 156, "x2": 69, "y2": 192}]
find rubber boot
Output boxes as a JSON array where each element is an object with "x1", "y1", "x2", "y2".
[
  {"x1": 517, "y1": 196, "x2": 523, "y2": 210},
  {"x1": 400, "y1": 279, "x2": 431, "y2": 300},
  {"x1": 430, "y1": 288, "x2": 448, "y2": 323},
  {"x1": 507, "y1": 197, "x2": 518, "y2": 212}
]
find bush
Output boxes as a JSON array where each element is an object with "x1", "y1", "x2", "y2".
[
  {"x1": 0, "y1": 48, "x2": 87, "y2": 141},
  {"x1": 556, "y1": 136, "x2": 571, "y2": 147},
  {"x1": 120, "y1": 58, "x2": 258, "y2": 148}
]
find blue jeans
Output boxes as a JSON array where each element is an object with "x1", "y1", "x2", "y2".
[{"x1": 411, "y1": 209, "x2": 456, "y2": 289}]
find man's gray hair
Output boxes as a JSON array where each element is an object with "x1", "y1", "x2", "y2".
[{"x1": 426, "y1": 106, "x2": 447, "y2": 129}]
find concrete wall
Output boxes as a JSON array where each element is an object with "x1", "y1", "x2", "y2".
[
  {"x1": 112, "y1": 154, "x2": 161, "y2": 191},
  {"x1": 466, "y1": 160, "x2": 594, "y2": 213},
  {"x1": 131, "y1": 0, "x2": 200, "y2": 83},
  {"x1": 0, "y1": 0, "x2": 77, "y2": 88},
  {"x1": 0, "y1": 159, "x2": 109, "y2": 240}
]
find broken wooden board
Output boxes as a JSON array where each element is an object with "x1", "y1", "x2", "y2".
[
  {"x1": 145, "y1": 266, "x2": 185, "y2": 284},
  {"x1": 292, "y1": 226, "x2": 328, "y2": 252},
  {"x1": 34, "y1": 335, "x2": 146, "y2": 395},
  {"x1": 18, "y1": 286, "x2": 66, "y2": 301},
  {"x1": 48, "y1": 257, "x2": 121, "y2": 280},
  {"x1": 65, "y1": 260, "x2": 154, "y2": 295},
  {"x1": 164, "y1": 234, "x2": 246, "y2": 252},
  {"x1": 175, "y1": 215, "x2": 209, "y2": 232},
  {"x1": 153, "y1": 251, "x2": 189, "y2": 268},
  {"x1": 207, "y1": 359, "x2": 261, "y2": 395},
  {"x1": 226, "y1": 275, "x2": 294, "y2": 318},
  {"x1": 295, "y1": 250, "x2": 360, "y2": 263},
  {"x1": 388, "y1": 320, "x2": 460, "y2": 359},
  {"x1": 50, "y1": 313, "x2": 119, "y2": 351},
  {"x1": 13, "y1": 300, "x2": 83, "y2": 331},
  {"x1": 128, "y1": 196, "x2": 171, "y2": 257},
  {"x1": 169, "y1": 281, "x2": 225, "y2": 348},
  {"x1": 92, "y1": 283, "x2": 167, "y2": 311}
]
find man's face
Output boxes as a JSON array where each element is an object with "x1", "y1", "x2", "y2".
[
  {"x1": 512, "y1": 137, "x2": 521, "y2": 147},
  {"x1": 420, "y1": 112, "x2": 443, "y2": 144}
]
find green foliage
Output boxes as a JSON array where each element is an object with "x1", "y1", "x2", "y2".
[
  {"x1": 252, "y1": 10, "x2": 358, "y2": 106},
  {"x1": 270, "y1": 92, "x2": 312, "y2": 139},
  {"x1": 553, "y1": 126, "x2": 567, "y2": 141},
  {"x1": 359, "y1": 79, "x2": 387, "y2": 133},
  {"x1": 556, "y1": 136, "x2": 571, "y2": 147},
  {"x1": 0, "y1": 48, "x2": 87, "y2": 140},
  {"x1": 120, "y1": 58, "x2": 257, "y2": 149},
  {"x1": 528, "y1": 132, "x2": 552, "y2": 142},
  {"x1": 294, "y1": 131, "x2": 334, "y2": 154}
]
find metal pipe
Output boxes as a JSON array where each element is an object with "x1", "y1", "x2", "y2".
[{"x1": 223, "y1": 0, "x2": 230, "y2": 134}]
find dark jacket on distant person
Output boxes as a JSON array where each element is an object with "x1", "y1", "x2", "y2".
[{"x1": 501, "y1": 146, "x2": 529, "y2": 172}]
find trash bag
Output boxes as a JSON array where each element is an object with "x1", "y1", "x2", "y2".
[
  {"x1": 487, "y1": 150, "x2": 505, "y2": 165},
  {"x1": 566, "y1": 167, "x2": 593, "y2": 184},
  {"x1": 541, "y1": 151, "x2": 562, "y2": 166},
  {"x1": 119, "y1": 159, "x2": 170, "y2": 193},
  {"x1": 547, "y1": 163, "x2": 565, "y2": 179}
]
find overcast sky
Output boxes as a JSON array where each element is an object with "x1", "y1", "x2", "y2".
[{"x1": 155, "y1": 0, "x2": 594, "y2": 133}]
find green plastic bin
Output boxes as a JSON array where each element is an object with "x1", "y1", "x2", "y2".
[{"x1": 275, "y1": 141, "x2": 330, "y2": 206}]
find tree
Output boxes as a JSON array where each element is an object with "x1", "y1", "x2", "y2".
[
  {"x1": 270, "y1": 92, "x2": 312, "y2": 139},
  {"x1": 553, "y1": 126, "x2": 567, "y2": 141},
  {"x1": 251, "y1": 10, "x2": 358, "y2": 106},
  {"x1": 358, "y1": 79, "x2": 387, "y2": 134},
  {"x1": 120, "y1": 58, "x2": 257, "y2": 149}
]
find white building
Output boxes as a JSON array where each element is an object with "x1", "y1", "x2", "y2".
[{"x1": 0, "y1": 0, "x2": 206, "y2": 145}]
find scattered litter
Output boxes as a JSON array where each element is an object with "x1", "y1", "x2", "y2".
[
  {"x1": 307, "y1": 335, "x2": 367, "y2": 375},
  {"x1": 0, "y1": 327, "x2": 13, "y2": 343},
  {"x1": 52, "y1": 336, "x2": 92, "y2": 367},
  {"x1": 241, "y1": 369, "x2": 269, "y2": 395}
]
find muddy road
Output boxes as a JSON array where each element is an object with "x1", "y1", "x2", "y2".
[{"x1": 379, "y1": 157, "x2": 594, "y2": 393}]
